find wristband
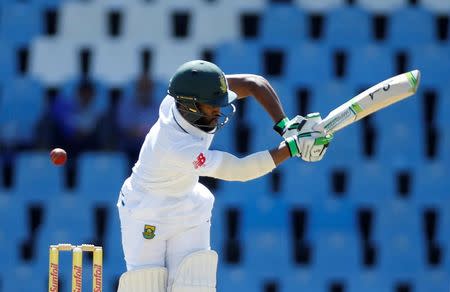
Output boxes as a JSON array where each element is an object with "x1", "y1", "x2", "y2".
[
  {"x1": 284, "y1": 136, "x2": 300, "y2": 157},
  {"x1": 273, "y1": 117, "x2": 289, "y2": 135}
]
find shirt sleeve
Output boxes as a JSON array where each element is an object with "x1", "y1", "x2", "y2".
[
  {"x1": 172, "y1": 143, "x2": 276, "y2": 182},
  {"x1": 172, "y1": 143, "x2": 224, "y2": 177}
]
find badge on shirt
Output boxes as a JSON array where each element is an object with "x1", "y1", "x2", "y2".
[
  {"x1": 193, "y1": 153, "x2": 206, "y2": 169},
  {"x1": 142, "y1": 224, "x2": 156, "y2": 239}
]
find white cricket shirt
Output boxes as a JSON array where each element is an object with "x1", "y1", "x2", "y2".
[{"x1": 119, "y1": 95, "x2": 223, "y2": 228}]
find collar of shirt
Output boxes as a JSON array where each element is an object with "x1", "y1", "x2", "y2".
[{"x1": 171, "y1": 103, "x2": 214, "y2": 140}]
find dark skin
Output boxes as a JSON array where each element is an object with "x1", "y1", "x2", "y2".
[{"x1": 198, "y1": 74, "x2": 291, "y2": 166}]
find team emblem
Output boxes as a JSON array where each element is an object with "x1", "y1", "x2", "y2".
[
  {"x1": 219, "y1": 74, "x2": 227, "y2": 94},
  {"x1": 142, "y1": 224, "x2": 156, "y2": 239}
]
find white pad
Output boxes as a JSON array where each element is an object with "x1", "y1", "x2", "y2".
[
  {"x1": 171, "y1": 250, "x2": 218, "y2": 292},
  {"x1": 118, "y1": 267, "x2": 167, "y2": 292}
]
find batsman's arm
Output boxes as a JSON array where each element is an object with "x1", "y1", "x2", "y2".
[{"x1": 226, "y1": 74, "x2": 286, "y2": 123}]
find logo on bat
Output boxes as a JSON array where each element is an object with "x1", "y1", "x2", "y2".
[{"x1": 369, "y1": 84, "x2": 391, "y2": 100}]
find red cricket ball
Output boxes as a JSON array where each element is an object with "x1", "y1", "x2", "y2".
[{"x1": 50, "y1": 148, "x2": 67, "y2": 166}]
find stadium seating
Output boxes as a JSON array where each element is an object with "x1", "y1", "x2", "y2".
[
  {"x1": 75, "y1": 151, "x2": 128, "y2": 204},
  {"x1": 0, "y1": 78, "x2": 44, "y2": 146},
  {"x1": 324, "y1": 6, "x2": 371, "y2": 48},
  {"x1": 31, "y1": 37, "x2": 78, "y2": 85},
  {"x1": 260, "y1": 4, "x2": 306, "y2": 47},
  {"x1": 59, "y1": 1, "x2": 106, "y2": 46},
  {"x1": 13, "y1": 151, "x2": 65, "y2": 201},
  {"x1": 357, "y1": 0, "x2": 406, "y2": 13},
  {"x1": 410, "y1": 44, "x2": 450, "y2": 88},
  {"x1": 294, "y1": 0, "x2": 344, "y2": 13},
  {"x1": 349, "y1": 271, "x2": 390, "y2": 292},
  {"x1": 286, "y1": 43, "x2": 332, "y2": 86},
  {"x1": 389, "y1": 7, "x2": 434, "y2": 48},
  {"x1": 92, "y1": 40, "x2": 140, "y2": 86},
  {"x1": 421, "y1": 0, "x2": 450, "y2": 13},
  {"x1": 0, "y1": 40, "x2": 16, "y2": 84},
  {"x1": 0, "y1": 194, "x2": 27, "y2": 270},
  {"x1": 312, "y1": 232, "x2": 360, "y2": 279},
  {"x1": 0, "y1": 1, "x2": 41, "y2": 46},
  {"x1": 215, "y1": 41, "x2": 263, "y2": 75},
  {"x1": 347, "y1": 45, "x2": 395, "y2": 85}
]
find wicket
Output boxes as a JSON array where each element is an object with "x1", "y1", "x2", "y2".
[{"x1": 48, "y1": 243, "x2": 103, "y2": 292}]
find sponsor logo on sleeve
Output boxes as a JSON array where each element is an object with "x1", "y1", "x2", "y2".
[{"x1": 193, "y1": 153, "x2": 206, "y2": 169}]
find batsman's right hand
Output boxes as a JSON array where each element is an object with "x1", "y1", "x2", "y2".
[{"x1": 284, "y1": 131, "x2": 333, "y2": 162}]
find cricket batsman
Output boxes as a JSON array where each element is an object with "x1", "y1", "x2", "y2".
[{"x1": 116, "y1": 60, "x2": 332, "y2": 292}]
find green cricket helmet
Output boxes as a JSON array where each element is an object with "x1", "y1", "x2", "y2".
[{"x1": 168, "y1": 60, "x2": 237, "y2": 132}]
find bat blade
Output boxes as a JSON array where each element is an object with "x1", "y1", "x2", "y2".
[{"x1": 314, "y1": 70, "x2": 421, "y2": 134}]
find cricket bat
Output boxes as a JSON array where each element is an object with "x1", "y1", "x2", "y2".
[{"x1": 313, "y1": 70, "x2": 421, "y2": 134}]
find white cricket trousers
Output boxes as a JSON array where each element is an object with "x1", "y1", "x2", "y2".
[{"x1": 118, "y1": 206, "x2": 211, "y2": 288}]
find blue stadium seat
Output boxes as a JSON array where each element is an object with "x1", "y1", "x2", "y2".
[
  {"x1": 260, "y1": 4, "x2": 306, "y2": 46},
  {"x1": 93, "y1": 40, "x2": 140, "y2": 86},
  {"x1": 0, "y1": 193, "x2": 27, "y2": 270},
  {"x1": 0, "y1": 78, "x2": 44, "y2": 145},
  {"x1": 241, "y1": 198, "x2": 290, "y2": 276},
  {"x1": 0, "y1": 2, "x2": 41, "y2": 46},
  {"x1": 219, "y1": 174, "x2": 271, "y2": 205},
  {"x1": 209, "y1": 117, "x2": 235, "y2": 152},
  {"x1": 438, "y1": 202, "x2": 450, "y2": 250},
  {"x1": 76, "y1": 152, "x2": 128, "y2": 204},
  {"x1": 421, "y1": 0, "x2": 450, "y2": 13},
  {"x1": 154, "y1": 40, "x2": 204, "y2": 81},
  {"x1": 374, "y1": 199, "x2": 422, "y2": 241},
  {"x1": 13, "y1": 151, "x2": 65, "y2": 202},
  {"x1": 323, "y1": 123, "x2": 362, "y2": 166},
  {"x1": 374, "y1": 200, "x2": 425, "y2": 279},
  {"x1": 358, "y1": 0, "x2": 406, "y2": 13},
  {"x1": 312, "y1": 232, "x2": 360, "y2": 279},
  {"x1": 294, "y1": 0, "x2": 344, "y2": 12},
  {"x1": 378, "y1": 234, "x2": 425, "y2": 281},
  {"x1": 388, "y1": 7, "x2": 434, "y2": 48},
  {"x1": 190, "y1": 2, "x2": 240, "y2": 48},
  {"x1": 416, "y1": 270, "x2": 450, "y2": 292},
  {"x1": 61, "y1": 78, "x2": 109, "y2": 114},
  {"x1": 373, "y1": 87, "x2": 424, "y2": 166},
  {"x1": 282, "y1": 159, "x2": 329, "y2": 204},
  {"x1": 286, "y1": 43, "x2": 332, "y2": 86},
  {"x1": 309, "y1": 198, "x2": 356, "y2": 240},
  {"x1": 348, "y1": 45, "x2": 395, "y2": 85},
  {"x1": 411, "y1": 161, "x2": 449, "y2": 206},
  {"x1": 243, "y1": 230, "x2": 290, "y2": 277},
  {"x1": 349, "y1": 271, "x2": 390, "y2": 292},
  {"x1": 283, "y1": 270, "x2": 322, "y2": 292},
  {"x1": 410, "y1": 44, "x2": 450, "y2": 88},
  {"x1": 242, "y1": 196, "x2": 289, "y2": 231},
  {"x1": 216, "y1": 42, "x2": 263, "y2": 75},
  {"x1": 0, "y1": 40, "x2": 16, "y2": 83},
  {"x1": 33, "y1": 196, "x2": 94, "y2": 273},
  {"x1": 268, "y1": 79, "x2": 296, "y2": 118},
  {"x1": 104, "y1": 205, "x2": 126, "y2": 273},
  {"x1": 217, "y1": 264, "x2": 258, "y2": 292},
  {"x1": 38, "y1": 194, "x2": 94, "y2": 248},
  {"x1": 60, "y1": 1, "x2": 104, "y2": 46},
  {"x1": 310, "y1": 80, "x2": 356, "y2": 118},
  {"x1": 2, "y1": 265, "x2": 47, "y2": 292},
  {"x1": 31, "y1": 0, "x2": 67, "y2": 8},
  {"x1": 348, "y1": 160, "x2": 393, "y2": 204},
  {"x1": 324, "y1": 7, "x2": 371, "y2": 48},
  {"x1": 436, "y1": 85, "x2": 450, "y2": 134},
  {"x1": 31, "y1": 37, "x2": 78, "y2": 85},
  {"x1": 210, "y1": 194, "x2": 230, "y2": 255}
]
